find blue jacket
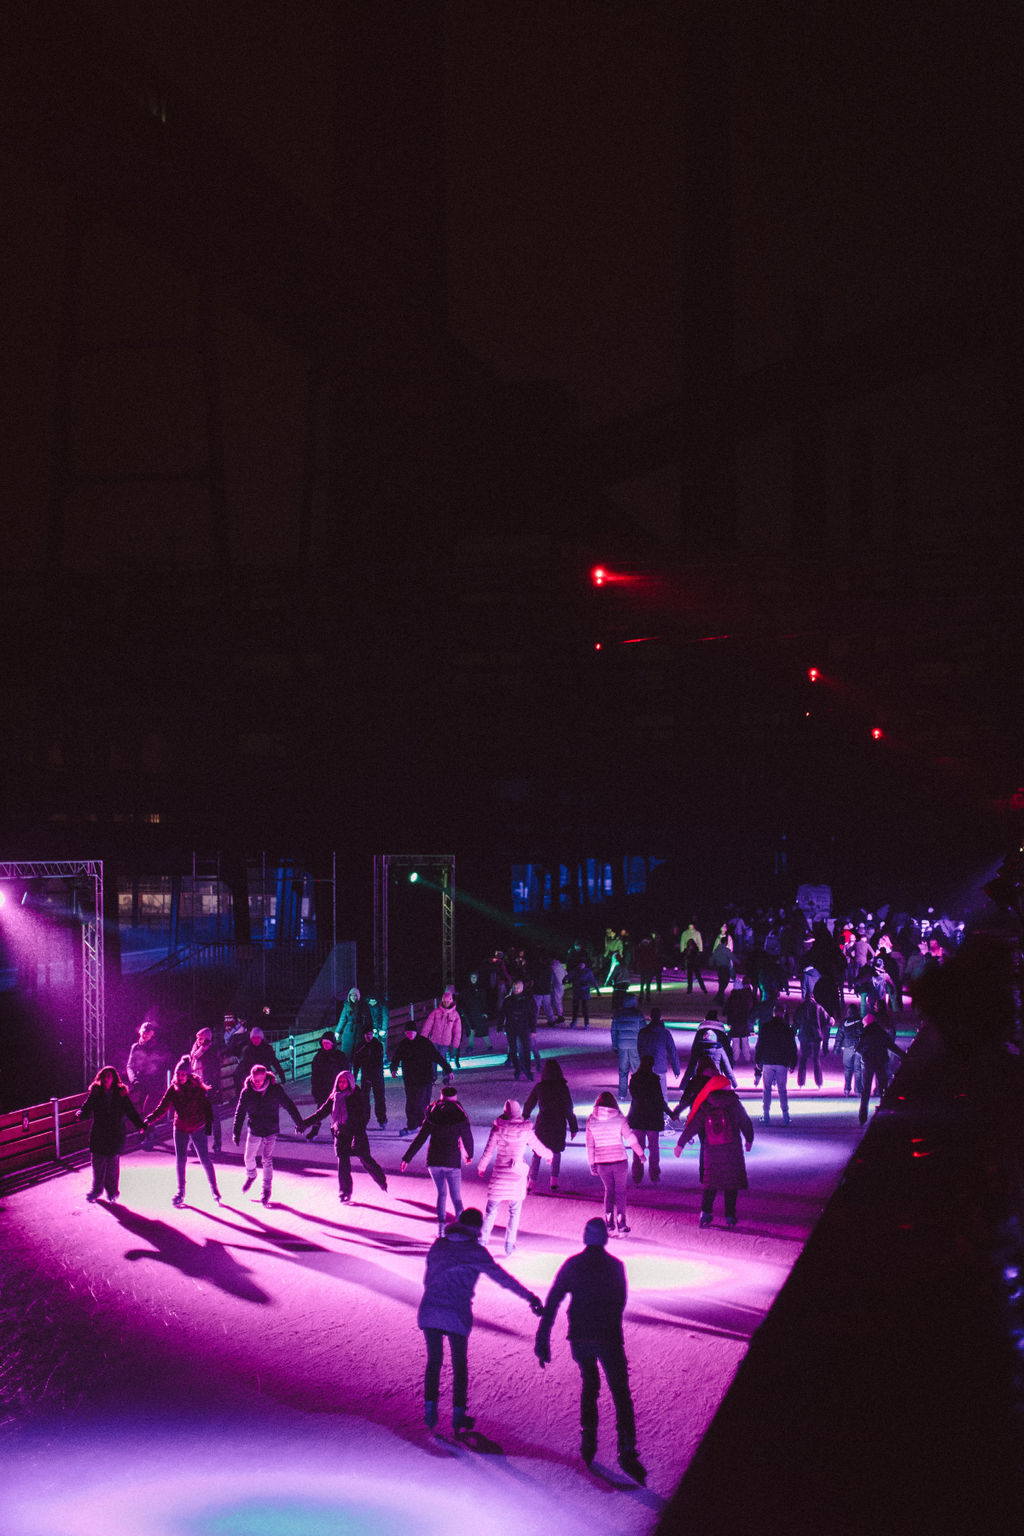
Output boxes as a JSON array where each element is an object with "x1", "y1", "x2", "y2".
[
  {"x1": 417, "y1": 1223, "x2": 535, "y2": 1336},
  {"x1": 610, "y1": 1000, "x2": 645, "y2": 1054}
]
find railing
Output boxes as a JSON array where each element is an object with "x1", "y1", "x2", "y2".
[{"x1": 0, "y1": 998, "x2": 436, "y2": 1187}]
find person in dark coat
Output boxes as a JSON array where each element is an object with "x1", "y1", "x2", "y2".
[
  {"x1": 523, "y1": 1058, "x2": 578, "y2": 1193},
  {"x1": 754, "y1": 1011, "x2": 798, "y2": 1125},
  {"x1": 76, "y1": 1065, "x2": 145, "y2": 1201},
  {"x1": 232, "y1": 1063, "x2": 304, "y2": 1204},
  {"x1": 352, "y1": 1024, "x2": 387, "y2": 1128},
  {"x1": 233, "y1": 1027, "x2": 288, "y2": 1102},
  {"x1": 795, "y1": 997, "x2": 829, "y2": 1087},
  {"x1": 460, "y1": 972, "x2": 490, "y2": 1053},
  {"x1": 308, "y1": 1032, "x2": 348, "y2": 1139},
  {"x1": 418, "y1": 1207, "x2": 542, "y2": 1434},
  {"x1": 724, "y1": 976, "x2": 756, "y2": 1063},
  {"x1": 610, "y1": 994, "x2": 646, "y2": 1101},
  {"x1": 400, "y1": 1083, "x2": 474, "y2": 1235},
  {"x1": 336, "y1": 987, "x2": 374, "y2": 1057},
  {"x1": 855, "y1": 1011, "x2": 907, "y2": 1125},
  {"x1": 637, "y1": 1006, "x2": 681, "y2": 1096},
  {"x1": 627, "y1": 1055, "x2": 674, "y2": 1184},
  {"x1": 125, "y1": 1020, "x2": 169, "y2": 1146},
  {"x1": 674, "y1": 1073, "x2": 754, "y2": 1227},
  {"x1": 834, "y1": 1006, "x2": 865, "y2": 1096},
  {"x1": 303, "y1": 1069, "x2": 388, "y2": 1202},
  {"x1": 390, "y1": 1026, "x2": 451, "y2": 1135},
  {"x1": 188, "y1": 1027, "x2": 225, "y2": 1154},
  {"x1": 566, "y1": 957, "x2": 600, "y2": 1028},
  {"x1": 498, "y1": 979, "x2": 537, "y2": 1081},
  {"x1": 145, "y1": 1057, "x2": 222, "y2": 1207},
  {"x1": 535, "y1": 1216, "x2": 646, "y2": 1484}
]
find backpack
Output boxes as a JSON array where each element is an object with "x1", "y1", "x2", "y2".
[{"x1": 704, "y1": 1103, "x2": 733, "y2": 1146}]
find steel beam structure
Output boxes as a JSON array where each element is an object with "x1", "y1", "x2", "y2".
[
  {"x1": 0, "y1": 859, "x2": 104, "y2": 1082},
  {"x1": 372, "y1": 854, "x2": 454, "y2": 1002}
]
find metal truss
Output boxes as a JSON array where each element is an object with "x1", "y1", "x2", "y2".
[
  {"x1": 0, "y1": 859, "x2": 105, "y2": 1083},
  {"x1": 372, "y1": 854, "x2": 454, "y2": 1002}
]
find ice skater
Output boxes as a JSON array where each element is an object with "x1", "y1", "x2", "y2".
[
  {"x1": 304, "y1": 1068, "x2": 388, "y2": 1202},
  {"x1": 144, "y1": 1056, "x2": 222, "y2": 1208},
  {"x1": 232, "y1": 1062, "x2": 304, "y2": 1205},
  {"x1": 417, "y1": 1207, "x2": 543, "y2": 1434},
  {"x1": 400, "y1": 1083, "x2": 474, "y2": 1235},
  {"x1": 674, "y1": 1070, "x2": 754, "y2": 1228},
  {"x1": 477, "y1": 1098, "x2": 551, "y2": 1255},
  {"x1": 76, "y1": 1065, "x2": 145, "y2": 1202},
  {"x1": 534, "y1": 1216, "x2": 646, "y2": 1483}
]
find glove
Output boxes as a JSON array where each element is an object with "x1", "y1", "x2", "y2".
[{"x1": 528, "y1": 1295, "x2": 544, "y2": 1317}]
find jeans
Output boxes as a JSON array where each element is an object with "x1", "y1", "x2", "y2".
[
  {"x1": 429, "y1": 1165, "x2": 463, "y2": 1227},
  {"x1": 571, "y1": 1336, "x2": 636, "y2": 1455},
  {"x1": 507, "y1": 1032, "x2": 533, "y2": 1080},
  {"x1": 842, "y1": 1046, "x2": 865, "y2": 1094},
  {"x1": 244, "y1": 1131, "x2": 278, "y2": 1194},
  {"x1": 481, "y1": 1195, "x2": 523, "y2": 1253},
  {"x1": 760, "y1": 1063, "x2": 790, "y2": 1121},
  {"x1": 686, "y1": 960, "x2": 708, "y2": 994},
  {"x1": 173, "y1": 1125, "x2": 220, "y2": 1199},
  {"x1": 617, "y1": 1047, "x2": 640, "y2": 1099},
  {"x1": 423, "y1": 1328, "x2": 469, "y2": 1408},
  {"x1": 596, "y1": 1159, "x2": 628, "y2": 1228},
  {"x1": 89, "y1": 1153, "x2": 120, "y2": 1199},
  {"x1": 631, "y1": 1129, "x2": 660, "y2": 1182},
  {"x1": 534, "y1": 993, "x2": 556, "y2": 1023}
]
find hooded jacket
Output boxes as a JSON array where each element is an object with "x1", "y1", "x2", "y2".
[
  {"x1": 233, "y1": 1071, "x2": 304, "y2": 1140},
  {"x1": 417, "y1": 1221, "x2": 536, "y2": 1336},
  {"x1": 77, "y1": 1082, "x2": 145, "y2": 1154},
  {"x1": 677, "y1": 1079, "x2": 754, "y2": 1189},
  {"x1": 405, "y1": 1096, "x2": 474, "y2": 1167},
  {"x1": 478, "y1": 1105, "x2": 550, "y2": 1197},
  {"x1": 522, "y1": 1071, "x2": 578, "y2": 1153},
  {"x1": 420, "y1": 999, "x2": 463, "y2": 1052},
  {"x1": 585, "y1": 1102, "x2": 643, "y2": 1168}
]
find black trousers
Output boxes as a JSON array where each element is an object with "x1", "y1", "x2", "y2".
[
  {"x1": 335, "y1": 1126, "x2": 387, "y2": 1196},
  {"x1": 423, "y1": 1327, "x2": 469, "y2": 1408},
  {"x1": 571, "y1": 1336, "x2": 636, "y2": 1455}
]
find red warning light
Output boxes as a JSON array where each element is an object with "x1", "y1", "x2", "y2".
[
  {"x1": 594, "y1": 642, "x2": 602, "y2": 651},
  {"x1": 871, "y1": 727, "x2": 883, "y2": 740},
  {"x1": 807, "y1": 667, "x2": 820, "y2": 682},
  {"x1": 592, "y1": 567, "x2": 606, "y2": 587}
]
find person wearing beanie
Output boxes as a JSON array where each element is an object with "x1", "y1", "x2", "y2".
[
  {"x1": 144, "y1": 1056, "x2": 221, "y2": 1208},
  {"x1": 302, "y1": 1069, "x2": 388, "y2": 1203},
  {"x1": 535, "y1": 1217, "x2": 646, "y2": 1484},
  {"x1": 477, "y1": 1099, "x2": 551, "y2": 1255},
  {"x1": 401, "y1": 1084, "x2": 474, "y2": 1236},
  {"x1": 420, "y1": 987, "x2": 464, "y2": 1073},
  {"x1": 674, "y1": 1072, "x2": 754, "y2": 1229},
  {"x1": 585, "y1": 1091, "x2": 644, "y2": 1236},
  {"x1": 389, "y1": 1027, "x2": 451, "y2": 1136},
  {"x1": 233, "y1": 1026, "x2": 288, "y2": 1103},
  {"x1": 307, "y1": 1033, "x2": 349, "y2": 1139},
  {"x1": 418, "y1": 1206, "x2": 543, "y2": 1435},
  {"x1": 336, "y1": 987, "x2": 374, "y2": 1057},
  {"x1": 352, "y1": 1024, "x2": 387, "y2": 1128},
  {"x1": 232, "y1": 1062, "x2": 304, "y2": 1205}
]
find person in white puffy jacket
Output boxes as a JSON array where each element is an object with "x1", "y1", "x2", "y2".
[
  {"x1": 586, "y1": 1091, "x2": 644, "y2": 1236},
  {"x1": 477, "y1": 1099, "x2": 551, "y2": 1255}
]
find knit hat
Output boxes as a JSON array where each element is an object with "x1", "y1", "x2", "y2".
[
  {"x1": 502, "y1": 1098, "x2": 522, "y2": 1118},
  {"x1": 584, "y1": 1217, "x2": 609, "y2": 1246},
  {"x1": 456, "y1": 1208, "x2": 483, "y2": 1230}
]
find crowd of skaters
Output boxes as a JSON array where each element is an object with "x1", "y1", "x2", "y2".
[{"x1": 71, "y1": 899, "x2": 955, "y2": 1476}]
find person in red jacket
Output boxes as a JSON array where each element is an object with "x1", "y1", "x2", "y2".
[{"x1": 145, "y1": 1056, "x2": 222, "y2": 1208}]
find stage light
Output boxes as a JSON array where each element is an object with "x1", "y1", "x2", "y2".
[
  {"x1": 872, "y1": 727, "x2": 883, "y2": 740},
  {"x1": 807, "y1": 667, "x2": 819, "y2": 682},
  {"x1": 594, "y1": 641, "x2": 602, "y2": 651},
  {"x1": 0, "y1": 890, "x2": 5, "y2": 909},
  {"x1": 591, "y1": 566, "x2": 606, "y2": 586},
  {"x1": 409, "y1": 872, "x2": 419, "y2": 884}
]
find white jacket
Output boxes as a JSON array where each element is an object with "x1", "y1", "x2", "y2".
[
  {"x1": 478, "y1": 1114, "x2": 550, "y2": 1198},
  {"x1": 586, "y1": 1103, "x2": 642, "y2": 1168}
]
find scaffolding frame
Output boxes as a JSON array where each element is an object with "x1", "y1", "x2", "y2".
[
  {"x1": 372, "y1": 854, "x2": 454, "y2": 1002},
  {"x1": 0, "y1": 859, "x2": 104, "y2": 1083}
]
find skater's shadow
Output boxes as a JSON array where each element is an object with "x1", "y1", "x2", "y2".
[
  {"x1": 104, "y1": 1204, "x2": 270, "y2": 1304},
  {"x1": 459, "y1": 1426, "x2": 504, "y2": 1455}
]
